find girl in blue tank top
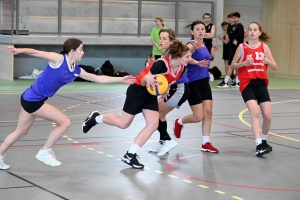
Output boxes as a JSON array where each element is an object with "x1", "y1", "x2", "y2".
[
  {"x1": 0, "y1": 38, "x2": 135, "y2": 170},
  {"x1": 173, "y1": 21, "x2": 220, "y2": 153}
]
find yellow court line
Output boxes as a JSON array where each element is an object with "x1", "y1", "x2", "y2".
[
  {"x1": 214, "y1": 190, "x2": 226, "y2": 194},
  {"x1": 239, "y1": 100, "x2": 300, "y2": 142},
  {"x1": 198, "y1": 185, "x2": 209, "y2": 188},
  {"x1": 183, "y1": 180, "x2": 193, "y2": 183},
  {"x1": 232, "y1": 196, "x2": 244, "y2": 200},
  {"x1": 0, "y1": 107, "x2": 123, "y2": 123}
]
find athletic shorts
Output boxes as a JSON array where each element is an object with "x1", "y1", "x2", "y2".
[
  {"x1": 123, "y1": 84, "x2": 158, "y2": 115},
  {"x1": 241, "y1": 79, "x2": 271, "y2": 104},
  {"x1": 20, "y1": 93, "x2": 48, "y2": 114},
  {"x1": 187, "y1": 78, "x2": 212, "y2": 106},
  {"x1": 164, "y1": 83, "x2": 189, "y2": 108},
  {"x1": 222, "y1": 48, "x2": 229, "y2": 60},
  {"x1": 228, "y1": 46, "x2": 237, "y2": 65}
]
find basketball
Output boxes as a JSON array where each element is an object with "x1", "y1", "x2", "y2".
[{"x1": 146, "y1": 74, "x2": 169, "y2": 96}]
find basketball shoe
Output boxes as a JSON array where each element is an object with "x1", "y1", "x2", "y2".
[
  {"x1": 0, "y1": 154, "x2": 10, "y2": 170},
  {"x1": 121, "y1": 152, "x2": 144, "y2": 169},
  {"x1": 201, "y1": 142, "x2": 219, "y2": 153},
  {"x1": 256, "y1": 143, "x2": 271, "y2": 156},
  {"x1": 173, "y1": 118, "x2": 183, "y2": 138},
  {"x1": 82, "y1": 110, "x2": 100, "y2": 133}
]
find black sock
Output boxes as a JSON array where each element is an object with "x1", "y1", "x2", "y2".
[{"x1": 158, "y1": 120, "x2": 171, "y2": 141}]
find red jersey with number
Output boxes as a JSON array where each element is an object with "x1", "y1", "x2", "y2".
[
  {"x1": 135, "y1": 56, "x2": 185, "y2": 86},
  {"x1": 238, "y1": 42, "x2": 269, "y2": 92}
]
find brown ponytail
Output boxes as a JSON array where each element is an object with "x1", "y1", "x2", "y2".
[{"x1": 167, "y1": 40, "x2": 190, "y2": 59}]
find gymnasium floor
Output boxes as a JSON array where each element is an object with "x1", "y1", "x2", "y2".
[{"x1": 0, "y1": 77, "x2": 300, "y2": 200}]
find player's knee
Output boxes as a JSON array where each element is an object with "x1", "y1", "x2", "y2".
[
  {"x1": 251, "y1": 111, "x2": 260, "y2": 119},
  {"x1": 193, "y1": 114, "x2": 204, "y2": 122},
  {"x1": 147, "y1": 121, "x2": 159, "y2": 132},
  {"x1": 263, "y1": 114, "x2": 272, "y2": 124},
  {"x1": 19, "y1": 131, "x2": 28, "y2": 138},
  {"x1": 204, "y1": 109, "x2": 212, "y2": 118},
  {"x1": 62, "y1": 118, "x2": 71, "y2": 129},
  {"x1": 118, "y1": 122, "x2": 131, "y2": 129}
]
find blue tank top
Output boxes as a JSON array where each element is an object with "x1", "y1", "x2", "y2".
[
  {"x1": 23, "y1": 54, "x2": 82, "y2": 101},
  {"x1": 186, "y1": 40, "x2": 211, "y2": 83},
  {"x1": 175, "y1": 70, "x2": 189, "y2": 84}
]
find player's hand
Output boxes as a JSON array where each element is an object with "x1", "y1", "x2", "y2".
[
  {"x1": 245, "y1": 57, "x2": 254, "y2": 66},
  {"x1": 233, "y1": 39, "x2": 238, "y2": 45},
  {"x1": 147, "y1": 57, "x2": 154, "y2": 65},
  {"x1": 198, "y1": 59, "x2": 210, "y2": 67},
  {"x1": 144, "y1": 74, "x2": 157, "y2": 88},
  {"x1": 262, "y1": 57, "x2": 269, "y2": 64},
  {"x1": 160, "y1": 85, "x2": 170, "y2": 100},
  {"x1": 121, "y1": 75, "x2": 136, "y2": 84},
  {"x1": 211, "y1": 45, "x2": 218, "y2": 56},
  {"x1": 7, "y1": 46, "x2": 21, "y2": 55},
  {"x1": 193, "y1": 39, "x2": 204, "y2": 50}
]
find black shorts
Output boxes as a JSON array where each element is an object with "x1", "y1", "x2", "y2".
[
  {"x1": 222, "y1": 48, "x2": 229, "y2": 60},
  {"x1": 187, "y1": 78, "x2": 212, "y2": 106},
  {"x1": 241, "y1": 79, "x2": 271, "y2": 104},
  {"x1": 228, "y1": 46, "x2": 237, "y2": 65},
  {"x1": 20, "y1": 94, "x2": 48, "y2": 114},
  {"x1": 123, "y1": 84, "x2": 158, "y2": 115},
  {"x1": 164, "y1": 83, "x2": 189, "y2": 108}
]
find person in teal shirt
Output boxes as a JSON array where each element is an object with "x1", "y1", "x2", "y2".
[{"x1": 150, "y1": 17, "x2": 167, "y2": 60}]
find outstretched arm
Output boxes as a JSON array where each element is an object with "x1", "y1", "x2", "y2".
[
  {"x1": 7, "y1": 46, "x2": 63, "y2": 67},
  {"x1": 78, "y1": 69, "x2": 136, "y2": 84}
]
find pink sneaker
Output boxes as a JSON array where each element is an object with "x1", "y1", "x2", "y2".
[
  {"x1": 201, "y1": 142, "x2": 219, "y2": 153},
  {"x1": 173, "y1": 118, "x2": 183, "y2": 138}
]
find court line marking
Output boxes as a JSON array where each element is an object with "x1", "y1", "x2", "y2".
[{"x1": 239, "y1": 100, "x2": 300, "y2": 142}]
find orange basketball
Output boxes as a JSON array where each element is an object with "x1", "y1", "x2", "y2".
[{"x1": 146, "y1": 74, "x2": 169, "y2": 96}]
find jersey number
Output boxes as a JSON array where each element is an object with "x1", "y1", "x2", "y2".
[{"x1": 255, "y1": 52, "x2": 265, "y2": 60}]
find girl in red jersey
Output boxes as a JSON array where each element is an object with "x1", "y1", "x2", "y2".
[
  {"x1": 82, "y1": 40, "x2": 193, "y2": 169},
  {"x1": 231, "y1": 22, "x2": 277, "y2": 156}
]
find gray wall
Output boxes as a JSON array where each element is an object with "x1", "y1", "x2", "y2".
[{"x1": 14, "y1": 45, "x2": 151, "y2": 77}]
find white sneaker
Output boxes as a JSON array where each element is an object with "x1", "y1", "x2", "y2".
[
  {"x1": 0, "y1": 154, "x2": 10, "y2": 170},
  {"x1": 36, "y1": 149, "x2": 61, "y2": 167},
  {"x1": 149, "y1": 141, "x2": 164, "y2": 153},
  {"x1": 157, "y1": 140, "x2": 178, "y2": 156}
]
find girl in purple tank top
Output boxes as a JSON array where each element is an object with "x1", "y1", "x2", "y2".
[{"x1": 0, "y1": 38, "x2": 135, "y2": 170}]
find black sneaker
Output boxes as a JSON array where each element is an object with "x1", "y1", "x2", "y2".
[
  {"x1": 121, "y1": 152, "x2": 144, "y2": 169},
  {"x1": 231, "y1": 82, "x2": 240, "y2": 88},
  {"x1": 216, "y1": 80, "x2": 228, "y2": 88},
  {"x1": 256, "y1": 143, "x2": 271, "y2": 156},
  {"x1": 230, "y1": 73, "x2": 236, "y2": 80},
  {"x1": 262, "y1": 140, "x2": 273, "y2": 151},
  {"x1": 82, "y1": 110, "x2": 100, "y2": 133}
]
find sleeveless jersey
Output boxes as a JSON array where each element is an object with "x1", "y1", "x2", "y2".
[
  {"x1": 238, "y1": 42, "x2": 269, "y2": 92},
  {"x1": 135, "y1": 56, "x2": 185, "y2": 86},
  {"x1": 186, "y1": 40, "x2": 210, "y2": 83},
  {"x1": 203, "y1": 23, "x2": 213, "y2": 45},
  {"x1": 152, "y1": 51, "x2": 189, "y2": 84},
  {"x1": 23, "y1": 54, "x2": 82, "y2": 101}
]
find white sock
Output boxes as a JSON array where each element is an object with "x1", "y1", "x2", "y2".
[
  {"x1": 255, "y1": 138, "x2": 262, "y2": 146},
  {"x1": 202, "y1": 136, "x2": 209, "y2": 145},
  {"x1": 128, "y1": 143, "x2": 141, "y2": 154},
  {"x1": 95, "y1": 115, "x2": 103, "y2": 124},
  {"x1": 178, "y1": 118, "x2": 184, "y2": 125},
  {"x1": 236, "y1": 76, "x2": 239, "y2": 83},
  {"x1": 261, "y1": 133, "x2": 268, "y2": 141},
  {"x1": 224, "y1": 76, "x2": 230, "y2": 84}
]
